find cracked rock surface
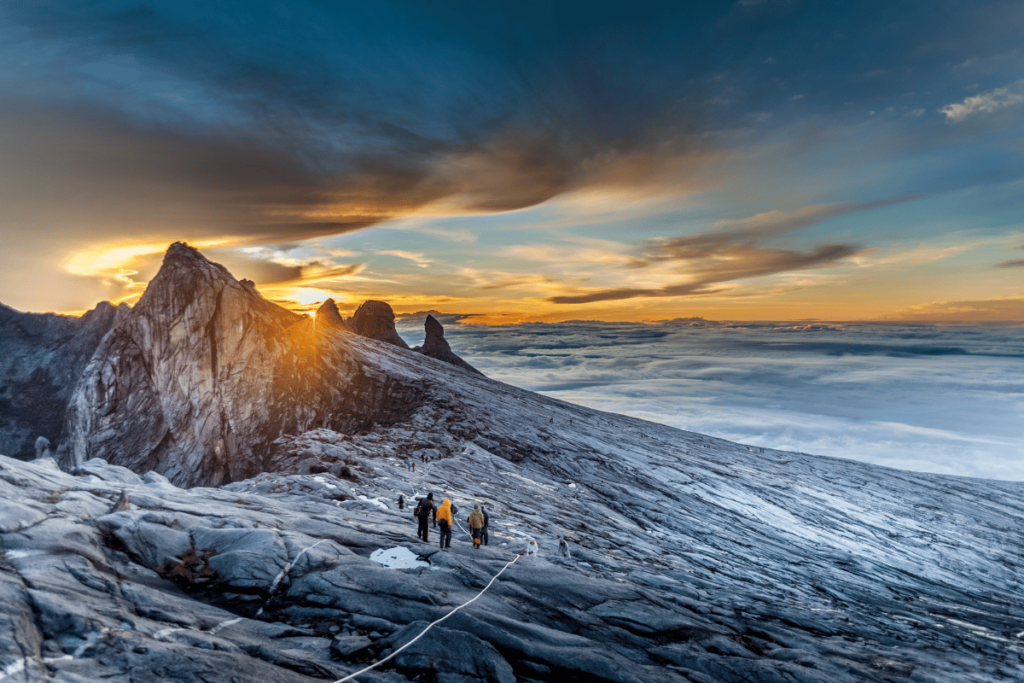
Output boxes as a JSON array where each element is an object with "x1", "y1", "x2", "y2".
[{"x1": 2, "y1": 410, "x2": 1023, "y2": 683}]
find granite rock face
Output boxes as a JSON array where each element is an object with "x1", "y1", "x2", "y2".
[
  {"x1": 349, "y1": 300, "x2": 410, "y2": 349},
  {"x1": 60, "y1": 244, "x2": 434, "y2": 488},
  {"x1": 413, "y1": 315, "x2": 483, "y2": 375},
  {"x1": 0, "y1": 300, "x2": 127, "y2": 460},
  {"x1": 59, "y1": 244, "x2": 483, "y2": 488},
  {"x1": 1, "y1": 406, "x2": 1022, "y2": 683}
]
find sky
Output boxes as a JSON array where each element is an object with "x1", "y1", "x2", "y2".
[
  {"x1": 395, "y1": 318, "x2": 1024, "y2": 480},
  {"x1": 1, "y1": 1, "x2": 1023, "y2": 321}
]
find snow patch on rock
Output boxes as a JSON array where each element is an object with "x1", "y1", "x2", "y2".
[{"x1": 370, "y1": 546, "x2": 429, "y2": 569}]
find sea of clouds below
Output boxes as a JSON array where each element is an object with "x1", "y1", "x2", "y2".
[{"x1": 398, "y1": 319, "x2": 1024, "y2": 482}]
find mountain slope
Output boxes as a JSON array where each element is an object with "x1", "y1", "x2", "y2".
[{"x1": 0, "y1": 301, "x2": 126, "y2": 460}]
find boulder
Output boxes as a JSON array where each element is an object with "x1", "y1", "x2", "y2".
[
  {"x1": 74, "y1": 458, "x2": 144, "y2": 486},
  {"x1": 329, "y1": 633, "x2": 373, "y2": 659},
  {"x1": 191, "y1": 527, "x2": 289, "y2": 591}
]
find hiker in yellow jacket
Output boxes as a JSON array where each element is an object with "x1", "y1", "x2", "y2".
[
  {"x1": 467, "y1": 505, "x2": 485, "y2": 549},
  {"x1": 436, "y1": 499, "x2": 453, "y2": 550}
]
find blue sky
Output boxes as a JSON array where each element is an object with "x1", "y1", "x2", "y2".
[{"x1": 0, "y1": 0, "x2": 1022, "y2": 320}]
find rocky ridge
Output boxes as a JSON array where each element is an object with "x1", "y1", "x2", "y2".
[
  {"x1": 59, "y1": 244, "x2": 479, "y2": 488},
  {"x1": 0, "y1": 301, "x2": 127, "y2": 461}
]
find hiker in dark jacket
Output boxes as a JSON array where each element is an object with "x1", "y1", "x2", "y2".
[
  {"x1": 414, "y1": 493, "x2": 434, "y2": 542},
  {"x1": 398, "y1": 494, "x2": 405, "y2": 510},
  {"x1": 480, "y1": 505, "x2": 490, "y2": 546}
]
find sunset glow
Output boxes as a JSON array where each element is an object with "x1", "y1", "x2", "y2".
[{"x1": 0, "y1": 2, "x2": 1021, "y2": 323}]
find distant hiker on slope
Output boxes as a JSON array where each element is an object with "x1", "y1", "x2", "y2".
[
  {"x1": 436, "y1": 498, "x2": 453, "y2": 550},
  {"x1": 558, "y1": 536, "x2": 571, "y2": 558},
  {"x1": 480, "y1": 505, "x2": 490, "y2": 546},
  {"x1": 467, "y1": 505, "x2": 485, "y2": 549},
  {"x1": 398, "y1": 494, "x2": 405, "y2": 510},
  {"x1": 414, "y1": 493, "x2": 434, "y2": 542},
  {"x1": 526, "y1": 539, "x2": 539, "y2": 557}
]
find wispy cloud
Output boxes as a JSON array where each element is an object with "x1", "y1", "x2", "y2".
[
  {"x1": 939, "y1": 83, "x2": 1024, "y2": 121},
  {"x1": 850, "y1": 243, "x2": 977, "y2": 268},
  {"x1": 456, "y1": 267, "x2": 557, "y2": 293},
  {"x1": 890, "y1": 296, "x2": 1024, "y2": 321},
  {"x1": 699, "y1": 196, "x2": 918, "y2": 243},
  {"x1": 377, "y1": 250, "x2": 434, "y2": 267},
  {"x1": 994, "y1": 259, "x2": 1024, "y2": 268},
  {"x1": 550, "y1": 244, "x2": 860, "y2": 304},
  {"x1": 547, "y1": 198, "x2": 917, "y2": 305}
]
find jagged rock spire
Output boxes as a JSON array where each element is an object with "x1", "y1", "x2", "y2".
[
  {"x1": 315, "y1": 298, "x2": 349, "y2": 331},
  {"x1": 414, "y1": 314, "x2": 482, "y2": 375}
]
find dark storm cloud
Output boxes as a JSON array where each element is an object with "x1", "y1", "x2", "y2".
[
  {"x1": 0, "y1": 98, "x2": 424, "y2": 243},
  {"x1": 0, "y1": 1, "x2": 717, "y2": 239},
  {"x1": 8, "y1": 0, "x2": 1003, "y2": 248}
]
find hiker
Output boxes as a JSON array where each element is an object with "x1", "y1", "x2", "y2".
[
  {"x1": 407, "y1": 459, "x2": 413, "y2": 471},
  {"x1": 526, "y1": 539, "x2": 539, "y2": 557},
  {"x1": 412, "y1": 460, "x2": 416, "y2": 472},
  {"x1": 558, "y1": 536, "x2": 571, "y2": 558},
  {"x1": 398, "y1": 494, "x2": 405, "y2": 510},
  {"x1": 480, "y1": 505, "x2": 490, "y2": 546},
  {"x1": 467, "y1": 505, "x2": 485, "y2": 549},
  {"x1": 414, "y1": 493, "x2": 434, "y2": 542},
  {"x1": 433, "y1": 498, "x2": 458, "y2": 528},
  {"x1": 436, "y1": 498, "x2": 453, "y2": 550}
]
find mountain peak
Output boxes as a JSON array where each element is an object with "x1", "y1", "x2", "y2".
[
  {"x1": 165, "y1": 240, "x2": 204, "y2": 261},
  {"x1": 315, "y1": 297, "x2": 349, "y2": 330}
]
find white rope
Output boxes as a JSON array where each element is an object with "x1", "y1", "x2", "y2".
[{"x1": 331, "y1": 553, "x2": 521, "y2": 683}]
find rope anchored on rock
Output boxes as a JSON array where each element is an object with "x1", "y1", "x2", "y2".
[{"x1": 332, "y1": 552, "x2": 522, "y2": 682}]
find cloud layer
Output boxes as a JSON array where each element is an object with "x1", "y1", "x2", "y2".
[{"x1": 398, "y1": 320, "x2": 1024, "y2": 481}]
